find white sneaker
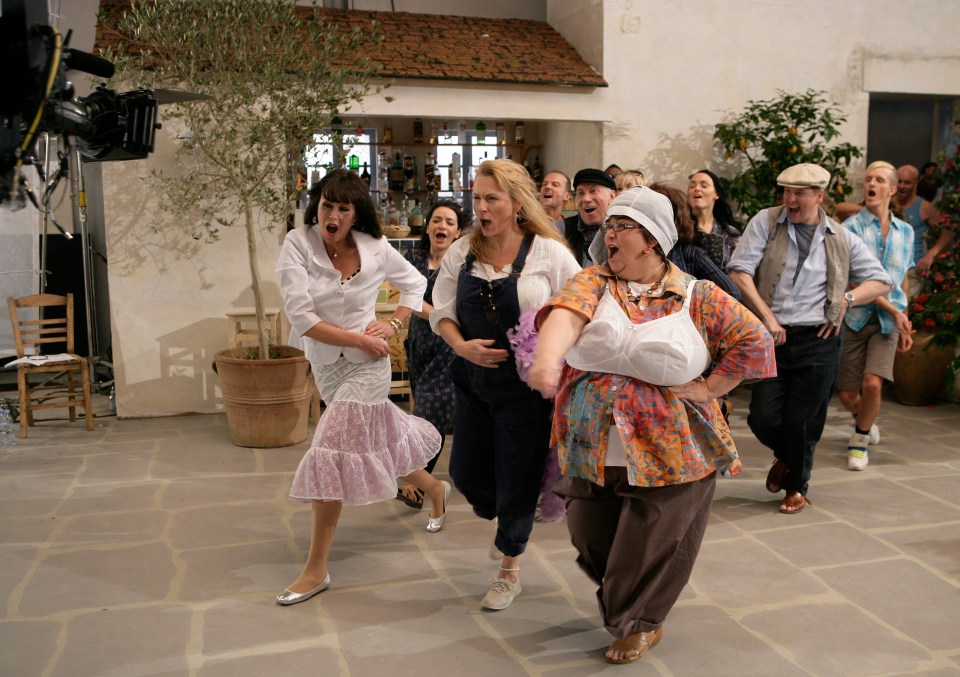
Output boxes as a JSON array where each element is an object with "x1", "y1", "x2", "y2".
[
  {"x1": 481, "y1": 577, "x2": 521, "y2": 610},
  {"x1": 847, "y1": 432, "x2": 870, "y2": 471},
  {"x1": 868, "y1": 423, "x2": 880, "y2": 445}
]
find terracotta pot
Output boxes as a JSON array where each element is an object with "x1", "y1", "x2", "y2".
[
  {"x1": 214, "y1": 346, "x2": 312, "y2": 447},
  {"x1": 892, "y1": 331, "x2": 955, "y2": 406}
]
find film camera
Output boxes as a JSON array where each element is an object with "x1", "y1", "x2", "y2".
[{"x1": 1, "y1": 0, "x2": 160, "y2": 210}]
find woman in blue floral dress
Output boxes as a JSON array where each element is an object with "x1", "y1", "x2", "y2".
[{"x1": 396, "y1": 201, "x2": 466, "y2": 507}]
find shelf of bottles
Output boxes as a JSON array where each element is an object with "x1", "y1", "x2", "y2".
[
  {"x1": 379, "y1": 120, "x2": 544, "y2": 234},
  {"x1": 300, "y1": 118, "x2": 543, "y2": 240}
]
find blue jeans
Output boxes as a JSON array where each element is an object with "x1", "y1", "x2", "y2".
[
  {"x1": 747, "y1": 327, "x2": 841, "y2": 495},
  {"x1": 449, "y1": 359, "x2": 552, "y2": 557}
]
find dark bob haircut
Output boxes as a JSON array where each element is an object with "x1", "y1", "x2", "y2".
[{"x1": 304, "y1": 169, "x2": 381, "y2": 239}]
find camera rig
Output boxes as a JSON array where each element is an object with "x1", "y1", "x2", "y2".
[{"x1": 1, "y1": 0, "x2": 160, "y2": 209}]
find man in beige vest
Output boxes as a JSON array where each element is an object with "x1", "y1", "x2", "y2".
[{"x1": 728, "y1": 163, "x2": 892, "y2": 514}]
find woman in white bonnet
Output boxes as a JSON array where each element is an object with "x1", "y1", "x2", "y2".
[{"x1": 528, "y1": 186, "x2": 775, "y2": 664}]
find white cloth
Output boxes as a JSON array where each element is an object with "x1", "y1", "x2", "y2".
[
  {"x1": 429, "y1": 234, "x2": 581, "y2": 333},
  {"x1": 277, "y1": 228, "x2": 426, "y2": 365},
  {"x1": 290, "y1": 357, "x2": 441, "y2": 505},
  {"x1": 565, "y1": 280, "x2": 712, "y2": 386}
]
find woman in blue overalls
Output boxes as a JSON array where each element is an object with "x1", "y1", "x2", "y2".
[{"x1": 431, "y1": 159, "x2": 580, "y2": 610}]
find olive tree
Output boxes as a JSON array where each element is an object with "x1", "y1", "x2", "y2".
[{"x1": 100, "y1": 0, "x2": 387, "y2": 358}]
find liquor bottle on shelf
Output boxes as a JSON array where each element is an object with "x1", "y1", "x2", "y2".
[
  {"x1": 496, "y1": 122, "x2": 506, "y2": 145},
  {"x1": 429, "y1": 122, "x2": 438, "y2": 145},
  {"x1": 377, "y1": 151, "x2": 389, "y2": 193},
  {"x1": 450, "y1": 152, "x2": 462, "y2": 194},
  {"x1": 383, "y1": 126, "x2": 393, "y2": 144},
  {"x1": 403, "y1": 154, "x2": 419, "y2": 192},
  {"x1": 399, "y1": 201, "x2": 410, "y2": 228},
  {"x1": 532, "y1": 156, "x2": 543, "y2": 187},
  {"x1": 424, "y1": 152, "x2": 436, "y2": 191},
  {"x1": 389, "y1": 152, "x2": 404, "y2": 191},
  {"x1": 348, "y1": 154, "x2": 359, "y2": 172},
  {"x1": 386, "y1": 200, "x2": 399, "y2": 226},
  {"x1": 476, "y1": 121, "x2": 486, "y2": 144},
  {"x1": 413, "y1": 117, "x2": 424, "y2": 144},
  {"x1": 515, "y1": 121, "x2": 525, "y2": 145},
  {"x1": 457, "y1": 121, "x2": 467, "y2": 144},
  {"x1": 360, "y1": 162, "x2": 371, "y2": 188},
  {"x1": 409, "y1": 199, "x2": 424, "y2": 232}
]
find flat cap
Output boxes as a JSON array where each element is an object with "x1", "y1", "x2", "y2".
[
  {"x1": 777, "y1": 163, "x2": 830, "y2": 190},
  {"x1": 573, "y1": 168, "x2": 616, "y2": 191}
]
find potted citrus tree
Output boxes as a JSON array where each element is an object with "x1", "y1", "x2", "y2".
[
  {"x1": 713, "y1": 89, "x2": 862, "y2": 220},
  {"x1": 101, "y1": 0, "x2": 387, "y2": 445}
]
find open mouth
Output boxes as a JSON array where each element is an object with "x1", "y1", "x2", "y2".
[
  {"x1": 325, "y1": 224, "x2": 338, "y2": 236},
  {"x1": 479, "y1": 218, "x2": 492, "y2": 230},
  {"x1": 434, "y1": 232, "x2": 448, "y2": 242},
  {"x1": 607, "y1": 245, "x2": 620, "y2": 261},
  {"x1": 867, "y1": 189, "x2": 877, "y2": 199},
  {"x1": 542, "y1": 191, "x2": 554, "y2": 199}
]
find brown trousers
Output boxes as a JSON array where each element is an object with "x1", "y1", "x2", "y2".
[{"x1": 561, "y1": 468, "x2": 716, "y2": 638}]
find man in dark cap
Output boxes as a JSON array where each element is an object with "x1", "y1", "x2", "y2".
[
  {"x1": 564, "y1": 168, "x2": 617, "y2": 266},
  {"x1": 728, "y1": 163, "x2": 892, "y2": 515}
]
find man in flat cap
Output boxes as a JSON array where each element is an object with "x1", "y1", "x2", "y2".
[
  {"x1": 728, "y1": 163, "x2": 893, "y2": 514},
  {"x1": 564, "y1": 168, "x2": 617, "y2": 266}
]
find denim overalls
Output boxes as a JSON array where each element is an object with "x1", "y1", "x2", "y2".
[{"x1": 449, "y1": 234, "x2": 553, "y2": 557}]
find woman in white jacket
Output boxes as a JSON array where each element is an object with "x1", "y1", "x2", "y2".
[{"x1": 274, "y1": 169, "x2": 449, "y2": 606}]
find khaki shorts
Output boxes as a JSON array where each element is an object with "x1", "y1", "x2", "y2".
[{"x1": 837, "y1": 317, "x2": 898, "y2": 391}]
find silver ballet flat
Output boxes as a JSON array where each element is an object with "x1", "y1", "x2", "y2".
[
  {"x1": 426, "y1": 481, "x2": 452, "y2": 533},
  {"x1": 275, "y1": 573, "x2": 330, "y2": 606}
]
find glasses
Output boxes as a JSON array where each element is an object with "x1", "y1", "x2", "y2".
[
  {"x1": 600, "y1": 220, "x2": 643, "y2": 235},
  {"x1": 479, "y1": 281, "x2": 500, "y2": 324}
]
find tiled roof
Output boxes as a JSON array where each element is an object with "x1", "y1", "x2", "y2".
[{"x1": 94, "y1": 1, "x2": 606, "y2": 89}]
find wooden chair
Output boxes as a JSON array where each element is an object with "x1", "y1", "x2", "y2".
[{"x1": 6, "y1": 293, "x2": 94, "y2": 437}]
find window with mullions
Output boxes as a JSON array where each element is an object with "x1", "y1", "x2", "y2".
[
  {"x1": 304, "y1": 130, "x2": 376, "y2": 186},
  {"x1": 436, "y1": 132, "x2": 502, "y2": 219}
]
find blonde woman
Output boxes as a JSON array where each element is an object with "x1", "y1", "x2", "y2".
[
  {"x1": 615, "y1": 169, "x2": 645, "y2": 193},
  {"x1": 431, "y1": 159, "x2": 580, "y2": 610}
]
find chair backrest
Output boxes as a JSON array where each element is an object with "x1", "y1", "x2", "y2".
[{"x1": 6, "y1": 293, "x2": 75, "y2": 357}]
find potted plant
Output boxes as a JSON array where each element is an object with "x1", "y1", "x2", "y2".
[
  {"x1": 713, "y1": 89, "x2": 862, "y2": 221},
  {"x1": 101, "y1": 0, "x2": 387, "y2": 445},
  {"x1": 894, "y1": 123, "x2": 960, "y2": 406}
]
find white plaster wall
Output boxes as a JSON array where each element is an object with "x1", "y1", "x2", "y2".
[
  {"x1": 597, "y1": 0, "x2": 960, "y2": 189},
  {"x1": 102, "y1": 121, "x2": 286, "y2": 417}
]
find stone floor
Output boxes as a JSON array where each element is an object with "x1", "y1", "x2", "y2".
[{"x1": 1, "y1": 387, "x2": 958, "y2": 676}]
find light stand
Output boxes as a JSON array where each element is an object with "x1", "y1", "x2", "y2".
[{"x1": 63, "y1": 134, "x2": 111, "y2": 388}]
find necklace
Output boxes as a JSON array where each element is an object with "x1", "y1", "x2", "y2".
[
  {"x1": 620, "y1": 263, "x2": 668, "y2": 303},
  {"x1": 625, "y1": 280, "x2": 663, "y2": 303}
]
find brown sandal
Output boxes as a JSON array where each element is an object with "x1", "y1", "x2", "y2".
[
  {"x1": 395, "y1": 484, "x2": 424, "y2": 510},
  {"x1": 604, "y1": 626, "x2": 662, "y2": 664},
  {"x1": 779, "y1": 490, "x2": 810, "y2": 514}
]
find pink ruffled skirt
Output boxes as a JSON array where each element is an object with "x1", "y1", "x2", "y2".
[{"x1": 290, "y1": 357, "x2": 441, "y2": 505}]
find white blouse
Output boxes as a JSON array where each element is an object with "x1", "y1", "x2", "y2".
[
  {"x1": 277, "y1": 227, "x2": 426, "y2": 364},
  {"x1": 430, "y1": 234, "x2": 580, "y2": 334}
]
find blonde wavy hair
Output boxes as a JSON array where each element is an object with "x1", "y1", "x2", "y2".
[
  {"x1": 468, "y1": 158, "x2": 569, "y2": 262},
  {"x1": 615, "y1": 169, "x2": 645, "y2": 192}
]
